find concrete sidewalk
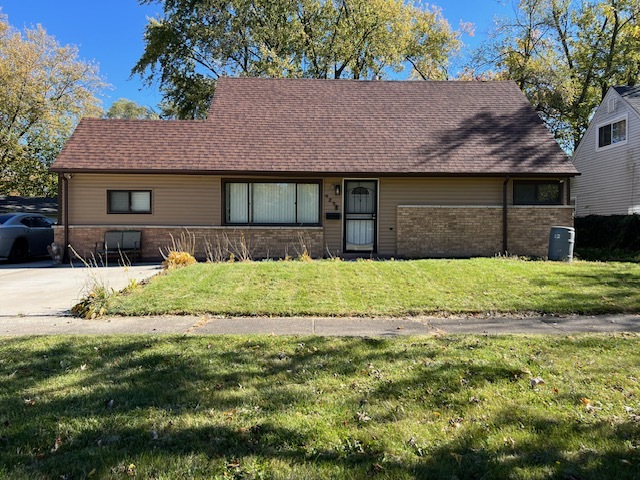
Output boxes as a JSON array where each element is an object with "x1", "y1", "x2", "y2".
[{"x1": 1, "y1": 313, "x2": 639, "y2": 336}]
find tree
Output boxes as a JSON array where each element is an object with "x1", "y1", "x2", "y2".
[
  {"x1": 469, "y1": 0, "x2": 640, "y2": 152},
  {"x1": 0, "y1": 15, "x2": 105, "y2": 196},
  {"x1": 105, "y1": 98, "x2": 159, "y2": 119},
  {"x1": 134, "y1": 0, "x2": 461, "y2": 119}
]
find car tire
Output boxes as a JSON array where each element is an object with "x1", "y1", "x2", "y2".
[{"x1": 8, "y1": 239, "x2": 28, "y2": 263}]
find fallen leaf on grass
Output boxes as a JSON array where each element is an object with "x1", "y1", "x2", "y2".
[
  {"x1": 504, "y1": 436, "x2": 516, "y2": 448},
  {"x1": 581, "y1": 398, "x2": 591, "y2": 406},
  {"x1": 356, "y1": 411, "x2": 371, "y2": 423},
  {"x1": 449, "y1": 418, "x2": 463, "y2": 429},
  {"x1": 530, "y1": 377, "x2": 545, "y2": 388},
  {"x1": 51, "y1": 435, "x2": 62, "y2": 453}
]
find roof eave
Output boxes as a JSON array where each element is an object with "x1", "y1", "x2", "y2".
[{"x1": 49, "y1": 167, "x2": 579, "y2": 177}]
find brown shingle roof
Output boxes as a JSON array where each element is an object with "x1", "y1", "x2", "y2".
[{"x1": 51, "y1": 77, "x2": 578, "y2": 176}]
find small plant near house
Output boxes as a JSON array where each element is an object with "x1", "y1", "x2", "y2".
[
  {"x1": 204, "y1": 232, "x2": 253, "y2": 262},
  {"x1": 159, "y1": 229, "x2": 198, "y2": 270},
  {"x1": 160, "y1": 230, "x2": 196, "y2": 257},
  {"x1": 295, "y1": 233, "x2": 313, "y2": 261},
  {"x1": 297, "y1": 248, "x2": 313, "y2": 262},
  {"x1": 162, "y1": 250, "x2": 197, "y2": 270}
]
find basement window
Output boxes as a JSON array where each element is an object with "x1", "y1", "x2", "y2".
[
  {"x1": 107, "y1": 190, "x2": 152, "y2": 214},
  {"x1": 513, "y1": 181, "x2": 562, "y2": 205}
]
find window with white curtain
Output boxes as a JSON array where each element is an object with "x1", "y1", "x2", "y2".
[
  {"x1": 225, "y1": 181, "x2": 320, "y2": 225},
  {"x1": 107, "y1": 190, "x2": 152, "y2": 213}
]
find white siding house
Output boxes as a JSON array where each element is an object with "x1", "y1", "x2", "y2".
[{"x1": 572, "y1": 86, "x2": 640, "y2": 216}]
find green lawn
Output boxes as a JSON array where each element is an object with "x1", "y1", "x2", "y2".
[
  {"x1": 109, "y1": 258, "x2": 640, "y2": 316},
  {"x1": 1, "y1": 335, "x2": 639, "y2": 479}
]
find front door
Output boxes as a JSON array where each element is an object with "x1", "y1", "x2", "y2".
[{"x1": 344, "y1": 180, "x2": 377, "y2": 252}]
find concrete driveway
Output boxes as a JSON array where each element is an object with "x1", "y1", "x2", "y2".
[{"x1": 0, "y1": 260, "x2": 161, "y2": 316}]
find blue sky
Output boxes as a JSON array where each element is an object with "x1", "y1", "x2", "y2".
[{"x1": 1, "y1": 0, "x2": 511, "y2": 111}]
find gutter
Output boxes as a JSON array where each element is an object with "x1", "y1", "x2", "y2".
[
  {"x1": 49, "y1": 168, "x2": 580, "y2": 178},
  {"x1": 503, "y1": 176, "x2": 510, "y2": 254}
]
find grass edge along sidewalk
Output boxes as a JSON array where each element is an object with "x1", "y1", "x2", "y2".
[{"x1": 107, "y1": 258, "x2": 640, "y2": 317}]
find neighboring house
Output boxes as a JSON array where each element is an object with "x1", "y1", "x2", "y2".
[
  {"x1": 50, "y1": 78, "x2": 577, "y2": 260},
  {"x1": 572, "y1": 86, "x2": 640, "y2": 216}
]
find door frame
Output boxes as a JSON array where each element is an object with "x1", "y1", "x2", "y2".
[{"x1": 342, "y1": 178, "x2": 379, "y2": 254}]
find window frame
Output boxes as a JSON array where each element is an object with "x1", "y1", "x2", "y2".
[
  {"x1": 513, "y1": 180, "x2": 564, "y2": 206},
  {"x1": 596, "y1": 114, "x2": 628, "y2": 151},
  {"x1": 107, "y1": 190, "x2": 153, "y2": 214},
  {"x1": 223, "y1": 179, "x2": 322, "y2": 226}
]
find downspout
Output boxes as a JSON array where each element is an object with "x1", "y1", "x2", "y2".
[
  {"x1": 503, "y1": 176, "x2": 510, "y2": 254},
  {"x1": 61, "y1": 174, "x2": 70, "y2": 263}
]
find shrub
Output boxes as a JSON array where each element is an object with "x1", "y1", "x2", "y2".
[
  {"x1": 162, "y1": 251, "x2": 197, "y2": 270},
  {"x1": 575, "y1": 214, "x2": 640, "y2": 250}
]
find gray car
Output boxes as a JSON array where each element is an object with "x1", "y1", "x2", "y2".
[{"x1": 0, "y1": 213, "x2": 55, "y2": 262}]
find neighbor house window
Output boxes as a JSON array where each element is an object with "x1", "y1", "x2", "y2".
[
  {"x1": 225, "y1": 181, "x2": 320, "y2": 225},
  {"x1": 107, "y1": 190, "x2": 152, "y2": 213},
  {"x1": 598, "y1": 117, "x2": 627, "y2": 148},
  {"x1": 513, "y1": 181, "x2": 562, "y2": 205}
]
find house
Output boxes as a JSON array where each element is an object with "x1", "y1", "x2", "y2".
[
  {"x1": 50, "y1": 77, "x2": 578, "y2": 261},
  {"x1": 572, "y1": 86, "x2": 640, "y2": 216}
]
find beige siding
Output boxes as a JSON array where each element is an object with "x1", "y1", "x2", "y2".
[
  {"x1": 377, "y1": 177, "x2": 503, "y2": 256},
  {"x1": 68, "y1": 174, "x2": 220, "y2": 225},
  {"x1": 573, "y1": 89, "x2": 640, "y2": 216},
  {"x1": 323, "y1": 177, "x2": 342, "y2": 255},
  {"x1": 67, "y1": 174, "x2": 558, "y2": 258}
]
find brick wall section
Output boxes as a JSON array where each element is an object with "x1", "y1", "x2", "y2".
[
  {"x1": 396, "y1": 206, "x2": 574, "y2": 258},
  {"x1": 54, "y1": 226, "x2": 324, "y2": 261},
  {"x1": 507, "y1": 207, "x2": 574, "y2": 257},
  {"x1": 397, "y1": 206, "x2": 503, "y2": 258}
]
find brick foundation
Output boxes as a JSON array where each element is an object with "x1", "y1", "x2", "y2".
[
  {"x1": 397, "y1": 205, "x2": 574, "y2": 258},
  {"x1": 54, "y1": 226, "x2": 324, "y2": 262}
]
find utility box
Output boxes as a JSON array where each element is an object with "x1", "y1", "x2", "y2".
[{"x1": 548, "y1": 226, "x2": 575, "y2": 262}]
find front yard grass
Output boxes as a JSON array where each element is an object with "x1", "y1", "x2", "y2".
[
  {"x1": 109, "y1": 258, "x2": 640, "y2": 316},
  {"x1": 1, "y1": 335, "x2": 639, "y2": 479}
]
